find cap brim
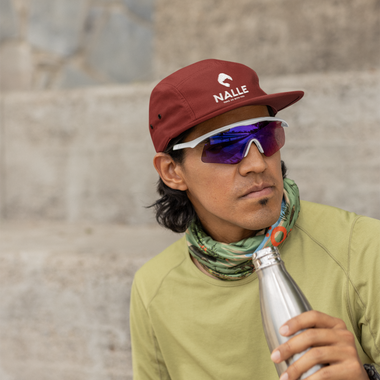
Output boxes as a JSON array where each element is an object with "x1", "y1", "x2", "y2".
[
  {"x1": 252, "y1": 90, "x2": 305, "y2": 114},
  {"x1": 180, "y1": 91, "x2": 304, "y2": 137}
]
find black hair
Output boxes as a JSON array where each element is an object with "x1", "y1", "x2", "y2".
[{"x1": 148, "y1": 106, "x2": 287, "y2": 233}]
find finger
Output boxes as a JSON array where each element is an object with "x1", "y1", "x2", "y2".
[
  {"x1": 281, "y1": 353, "x2": 367, "y2": 380},
  {"x1": 279, "y1": 311, "x2": 347, "y2": 337},
  {"x1": 271, "y1": 328, "x2": 355, "y2": 363},
  {"x1": 278, "y1": 346, "x2": 328, "y2": 380}
]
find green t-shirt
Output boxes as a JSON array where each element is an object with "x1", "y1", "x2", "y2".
[{"x1": 130, "y1": 201, "x2": 380, "y2": 379}]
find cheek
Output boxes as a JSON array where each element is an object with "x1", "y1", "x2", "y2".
[
  {"x1": 189, "y1": 168, "x2": 231, "y2": 199},
  {"x1": 183, "y1": 161, "x2": 233, "y2": 206}
]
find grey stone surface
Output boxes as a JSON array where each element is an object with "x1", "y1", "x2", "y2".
[
  {"x1": 154, "y1": 0, "x2": 380, "y2": 79},
  {"x1": 0, "y1": 0, "x2": 18, "y2": 42},
  {"x1": 56, "y1": 63, "x2": 101, "y2": 89},
  {"x1": 0, "y1": 43, "x2": 33, "y2": 92},
  {"x1": 27, "y1": 0, "x2": 88, "y2": 56},
  {"x1": 123, "y1": 0, "x2": 154, "y2": 21},
  {"x1": 1, "y1": 0, "x2": 379, "y2": 91},
  {"x1": 2, "y1": 83, "x2": 158, "y2": 224},
  {"x1": 86, "y1": 10, "x2": 153, "y2": 83},
  {"x1": 83, "y1": 6, "x2": 107, "y2": 48},
  {"x1": 31, "y1": 50, "x2": 63, "y2": 90},
  {"x1": 0, "y1": 221, "x2": 181, "y2": 380}
]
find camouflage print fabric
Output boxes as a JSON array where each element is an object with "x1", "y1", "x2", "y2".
[{"x1": 186, "y1": 178, "x2": 301, "y2": 281}]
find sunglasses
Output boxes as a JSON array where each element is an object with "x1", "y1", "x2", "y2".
[{"x1": 172, "y1": 117, "x2": 288, "y2": 164}]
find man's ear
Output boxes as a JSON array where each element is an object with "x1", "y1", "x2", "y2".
[{"x1": 153, "y1": 153, "x2": 188, "y2": 191}]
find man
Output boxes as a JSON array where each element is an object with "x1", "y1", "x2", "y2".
[{"x1": 130, "y1": 59, "x2": 380, "y2": 379}]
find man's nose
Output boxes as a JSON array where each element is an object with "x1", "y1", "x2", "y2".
[{"x1": 238, "y1": 140, "x2": 267, "y2": 176}]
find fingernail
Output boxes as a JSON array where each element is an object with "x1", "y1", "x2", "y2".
[
  {"x1": 279, "y1": 324, "x2": 289, "y2": 336},
  {"x1": 280, "y1": 373, "x2": 288, "y2": 380},
  {"x1": 270, "y1": 350, "x2": 281, "y2": 362}
]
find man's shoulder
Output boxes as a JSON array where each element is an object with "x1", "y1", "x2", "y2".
[
  {"x1": 132, "y1": 235, "x2": 188, "y2": 303},
  {"x1": 297, "y1": 200, "x2": 380, "y2": 241},
  {"x1": 300, "y1": 199, "x2": 355, "y2": 217},
  {"x1": 299, "y1": 200, "x2": 379, "y2": 223}
]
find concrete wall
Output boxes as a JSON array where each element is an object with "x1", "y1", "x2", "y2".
[
  {"x1": 1, "y1": 0, "x2": 379, "y2": 92},
  {"x1": 0, "y1": 84, "x2": 157, "y2": 224},
  {"x1": 155, "y1": 0, "x2": 380, "y2": 78},
  {"x1": 0, "y1": 0, "x2": 379, "y2": 379},
  {"x1": 1, "y1": 70, "x2": 380, "y2": 224},
  {"x1": 0, "y1": 221, "x2": 179, "y2": 380},
  {"x1": 0, "y1": 0, "x2": 154, "y2": 92}
]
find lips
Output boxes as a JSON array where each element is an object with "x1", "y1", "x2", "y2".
[{"x1": 240, "y1": 183, "x2": 274, "y2": 198}]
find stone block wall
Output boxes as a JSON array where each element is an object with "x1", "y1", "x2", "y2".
[
  {"x1": 155, "y1": 0, "x2": 380, "y2": 79},
  {"x1": 0, "y1": 222, "x2": 180, "y2": 380},
  {"x1": 0, "y1": 1, "x2": 379, "y2": 379},
  {"x1": 0, "y1": 84, "x2": 157, "y2": 224},
  {"x1": 1, "y1": 0, "x2": 379, "y2": 92},
  {"x1": 0, "y1": 0, "x2": 154, "y2": 92},
  {"x1": 1, "y1": 70, "x2": 379, "y2": 223}
]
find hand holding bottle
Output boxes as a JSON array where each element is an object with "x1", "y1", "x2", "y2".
[{"x1": 270, "y1": 310, "x2": 370, "y2": 380}]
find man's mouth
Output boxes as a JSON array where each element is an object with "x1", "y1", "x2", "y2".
[{"x1": 240, "y1": 183, "x2": 274, "y2": 199}]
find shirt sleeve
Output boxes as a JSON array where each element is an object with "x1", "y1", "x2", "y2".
[
  {"x1": 130, "y1": 279, "x2": 171, "y2": 380},
  {"x1": 348, "y1": 215, "x2": 380, "y2": 371}
]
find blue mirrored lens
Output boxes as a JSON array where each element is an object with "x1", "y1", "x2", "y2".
[{"x1": 201, "y1": 121, "x2": 284, "y2": 164}]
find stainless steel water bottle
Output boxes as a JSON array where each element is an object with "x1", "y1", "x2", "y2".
[{"x1": 252, "y1": 246, "x2": 324, "y2": 379}]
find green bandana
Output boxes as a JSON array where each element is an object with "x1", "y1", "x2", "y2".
[{"x1": 186, "y1": 178, "x2": 301, "y2": 281}]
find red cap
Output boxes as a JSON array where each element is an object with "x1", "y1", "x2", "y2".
[{"x1": 149, "y1": 59, "x2": 304, "y2": 152}]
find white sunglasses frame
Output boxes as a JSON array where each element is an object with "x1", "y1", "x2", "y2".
[{"x1": 172, "y1": 117, "x2": 289, "y2": 151}]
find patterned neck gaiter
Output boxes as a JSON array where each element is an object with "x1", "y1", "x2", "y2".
[{"x1": 186, "y1": 178, "x2": 301, "y2": 281}]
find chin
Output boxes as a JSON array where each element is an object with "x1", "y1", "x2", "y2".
[{"x1": 249, "y1": 205, "x2": 282, "y2": 231}]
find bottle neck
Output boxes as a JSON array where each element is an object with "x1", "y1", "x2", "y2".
[{"x1": 252, "y1": 247, "x2": 283, "y2": 271}]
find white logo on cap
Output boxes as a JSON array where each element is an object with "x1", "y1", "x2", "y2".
[
  {"x1": 213, "y1": 73, "x2": 249, "y2": 104},
  {"x1": 218, "y1": 73, "x2": 233, "y2": 88}
]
